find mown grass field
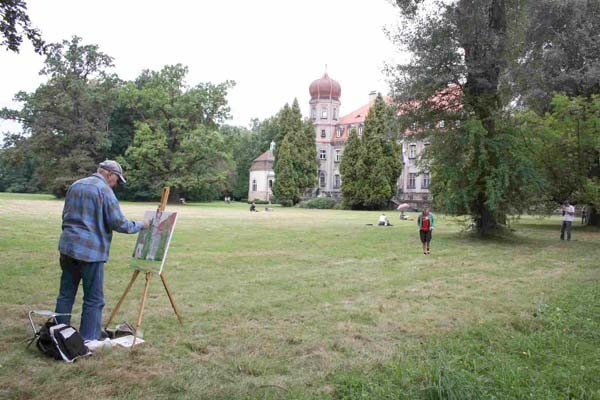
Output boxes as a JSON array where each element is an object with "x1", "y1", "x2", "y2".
[{"x1": 0, "y1": 193, "x2": 599, "y2": 399}]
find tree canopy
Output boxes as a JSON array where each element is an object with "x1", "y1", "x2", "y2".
[
  {"x1": 1, "y1": 36, "x2": 119, "y2": 195},
  {"x1": 119, "y1": 64, "x2": 235, "y2": 202},
  {"x1": 0, "y1": 0, "x2": 45, "y2": 53}
]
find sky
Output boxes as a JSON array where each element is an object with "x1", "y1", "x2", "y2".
[{"x1": 1, "y1": 0, "x2": 405, "y2": 135}]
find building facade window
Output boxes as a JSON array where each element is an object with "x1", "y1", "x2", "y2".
[
  {"x1": 358, "y1": 125, "x2": 363, "y2": 136},
  {"x1": 409, "y1": 144, "x2": 417, "y2": 158},
  {"x1": 336, "y1": 126, "x2": 342, "y2": 137},
  {"x1": 269, "y1": 179, "x2": 273, "y2": 189},
  {"x1": 408, "y1": 173, "x2": 416, "y2": 189},
  {"x1": 252, "y1": 179, "x2": 257, "y2": 192},
  {"x1": 321, "y1": 109, "x2": 328, "y2": 119},
  {"x1": 335, "y1": 149, "x2": 341, "y2": 162},
  {"x1": 422, "y1": 172, "x2": 430, "y2": 189},
  {"x1": 321, "y1": 129, "x2": 326, "y2": 138},
  {"x1": 319, "y1": 171, "x2": 326, "y2": 187},
  {"x1": 334, "y1": 174, "x2": 341, "y2": 188},
  {"x1": 319, "y1": 149, "x2": 327, "y2": 160},
  {"x1": 333, "y1": 107, "x2": 337, "y2": 120},
  {"x1": 311, "y1": 107, "x2": 316, "y2": 119},
  {"x1": 422, "y1": 143, "x2": 430, "y2": 157}
]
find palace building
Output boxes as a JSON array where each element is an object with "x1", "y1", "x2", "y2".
[{"x1": 248, "y1": 72, "x2": 432, "y2": 207}]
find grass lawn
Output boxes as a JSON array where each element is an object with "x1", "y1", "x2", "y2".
[{"x1": 0, "y1": 193, "x2": 599, "y2": 399}]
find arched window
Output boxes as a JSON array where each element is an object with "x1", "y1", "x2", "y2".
[
  {"x1": 319, "y1": 171, "x2": 326, "y2": 187},
  {"x1": 268, "y1": 180, "x2": 273, "y2": 189},
  {"x1": 252, "y1": 179, "x2": 257, "y2": 192}
]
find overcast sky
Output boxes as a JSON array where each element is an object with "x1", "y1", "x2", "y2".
[{"x1": 1, "y1": 0, "x2": 404, "y2": 135}]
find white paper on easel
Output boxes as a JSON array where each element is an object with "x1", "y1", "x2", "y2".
[{"x1": 111, "y1": 335, "x2": 145, "y2": 348}]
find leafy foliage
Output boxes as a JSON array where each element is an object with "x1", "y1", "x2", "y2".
[
  {"x1": 516, "y1": 94, "x2": 600, "y2": 211},
  {"x1": 428, "y1": 117, "x2": 544, "y2": 220},
  {"x1": 0, "y1": 36, "x2": 119, "y2": 196},
  {"x1": 0, "y1": 0, "x2": 45, "y2": 53},
  {"x1": 387, "y1": 1, "x2": 528, "y2": 235},
  {"x1": 119, "y1": 64, "x2": 234, "y2": 201},
  {"x1": 220, "y1": 124, "x2": 263, "y2": 200},
  {"x1": 340, "y1": 95, "x2": 402, "y2": 210},
  {"x1": 508, "y1": 0, "x2": 600, "y2": 114},
  {"x1": 273, "y1": 99, "x2": 318, "y2": 206}
]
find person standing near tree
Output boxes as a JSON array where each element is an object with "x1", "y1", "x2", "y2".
[
  {"x1": 417, "y1": 204, "x2": 435, "y2": 255},
  {"x1": 560, "y1": 200, "x2": 575, "y2": 240},
  {"x1": 55, "y1": 160, "x2": 149, "y2": 350}
]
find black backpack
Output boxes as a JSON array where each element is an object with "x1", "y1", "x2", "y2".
[{"x1": 35, "y1": 319, "x2": 91, "y2": 362}]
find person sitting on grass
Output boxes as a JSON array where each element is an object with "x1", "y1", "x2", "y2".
[
  {"x1": 249, "y1": 202, "x2": 258, "y2": 212},
  {"x1": 417, "y1": 204, "x2": 435, "y2": 255},
  {"x1": 378, "y1": 213, "x2": 392, "y2": 226}
]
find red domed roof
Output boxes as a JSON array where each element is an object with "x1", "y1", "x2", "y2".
[{"x1": 309, "y1": 73, "x2": 341, "y2": 100}]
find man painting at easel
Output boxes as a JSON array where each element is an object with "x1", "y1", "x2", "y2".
[{"x1": 55, "y1": 160, "x2": 150, "y2": 350}]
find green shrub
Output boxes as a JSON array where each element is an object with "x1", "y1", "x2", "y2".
[
  {"x1": 247, "y1": 198, "x2": 270, "y2": 205},
  {"x1": 297, "y1": 197, "x2": 337, "y2": 209}
]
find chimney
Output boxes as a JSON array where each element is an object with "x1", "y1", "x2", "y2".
[{"x1": 368, "y1": 90, "x2": 377, "y2": 102}]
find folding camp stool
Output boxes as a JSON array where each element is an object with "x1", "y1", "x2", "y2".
[{"x1": 26, "y1": 310, "x2": 70, "y2": 348}]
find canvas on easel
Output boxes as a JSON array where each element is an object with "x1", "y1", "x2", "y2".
[
  {"x1": 131, "y1": 210, "x2": 177, "y2": 274},
  {"x1": 104, "y1": 188, "x2": 183, "y2": 349}
]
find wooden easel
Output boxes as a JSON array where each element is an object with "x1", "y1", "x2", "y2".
[{"x1": 104, "y1": 187, "x2": 183, "y2": 349}]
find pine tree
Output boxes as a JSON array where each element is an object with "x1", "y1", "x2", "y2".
[
  {"x1": 273, "y1": 135, "x2": 300, "y2": 206},
  {"x1": 340, "y1": 127, "x2": 365, "y2": 208},
  {"x1": 340, "y1": 95, "x2": 402, "y2": 209},
  {"x1": 272, "y1": 99, "x2": 317, "y2": 206}
]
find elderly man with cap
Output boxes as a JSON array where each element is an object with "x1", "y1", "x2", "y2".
[{"x1": 55, "y1": 160, "x2": 150, "y2": 350}]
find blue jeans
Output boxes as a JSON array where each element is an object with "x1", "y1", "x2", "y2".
[
  {"x1": 560, "y1": 221, "x2": 572, "y2": 240},
  {"x1": 55, "y1": 254, "x2": 105, "y2": 341}
]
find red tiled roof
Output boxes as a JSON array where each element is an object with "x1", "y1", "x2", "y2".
[
  {"x1": 254, "y1": 150, "x2": 274, "y2": 162},
  {"x1": 250, "y1": 150, "x2": 274, "y2": 171}
]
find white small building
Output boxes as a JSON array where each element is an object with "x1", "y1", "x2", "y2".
[{"x1": 247, "y1": 142, "x2": 275, "y2": 202}]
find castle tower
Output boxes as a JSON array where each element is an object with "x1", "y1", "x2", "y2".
[{"x1": 309, "y1": 72, "x2": 341, "y2": 195}]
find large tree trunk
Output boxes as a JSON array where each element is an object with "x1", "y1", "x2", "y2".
[{"x1": 460, "y1": 0, "x2": 507, "y2": 236}]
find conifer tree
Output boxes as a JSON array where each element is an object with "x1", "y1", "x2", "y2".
[
  {"x1": 340, "y1": 95, "x2": 402, "y2": 209},
  {"x1": 272, "y1": 99, "x2": 317, "y2": 206},
  {"x1": 340, "y1": 127, "x2": 365, "y2": 208},
  {"x1": 273, "y1": 135, "x2": 300, "y2": 205}
]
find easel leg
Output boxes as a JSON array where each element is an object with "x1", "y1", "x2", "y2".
[
  {"x1": 104, "y1": 270, "x2": 140, "y2": 330},
  {"x1": 160, "y1": 273, "x2": 183, "y2": 325},
  {"x1": 132, "y1": 272, "x2": 152, "y2": 350}
]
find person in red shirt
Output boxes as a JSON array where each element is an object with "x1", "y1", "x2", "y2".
[{"x1": 417, "y1": 204, "x2": 436, "y2": 255}]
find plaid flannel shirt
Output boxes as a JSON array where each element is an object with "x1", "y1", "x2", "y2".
[{"x1": 58, "y1": 173, "x2": 142, "y2": 262}]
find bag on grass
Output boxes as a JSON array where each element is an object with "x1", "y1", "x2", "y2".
[{"x1": 36, "y1": 319, "x2": 91, "y2": 362}]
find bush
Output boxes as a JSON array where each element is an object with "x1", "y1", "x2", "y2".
[
  {"x1": 248, "y1": 198, "x2": 270, "y2": 205},
  {"x1": 297, "y1": 197, "x2": 337, "y2": 209}
]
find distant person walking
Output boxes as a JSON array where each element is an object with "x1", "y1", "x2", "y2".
[
  {"x1": 55, "y1": 160, "x2": 149, "y2": 350},
  {"x1": 417, "y1": 204, "x2": 435, "y2": 255},
  {"x1": 581, "y1": 207, "x2": 587, "y2": 225},
  {"x1": 560, "y1": 200, "x2": 575, "y2": 240}
]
